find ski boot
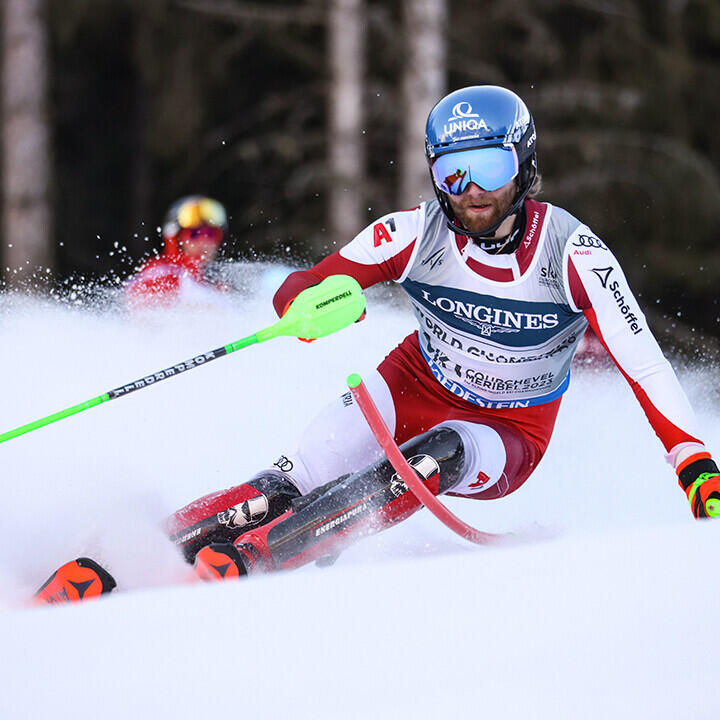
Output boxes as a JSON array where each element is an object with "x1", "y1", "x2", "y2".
[
  {"x1": 192, "y1": 427, "x2": 465, "y2": 581},
  {"x1": 166, "y1": 473, "x2": 301, "y2": 562},
  {"x1": 189, "y1": 476, "x2": 353, "y2": 583}
]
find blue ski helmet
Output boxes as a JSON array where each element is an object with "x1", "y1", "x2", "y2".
[{"x1": 425, "y1": 85, "x2": 537, "y2": 238}]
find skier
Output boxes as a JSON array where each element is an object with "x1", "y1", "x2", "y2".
[
  {"x1": 124, "y1": 195, "x2": 228, "y2": 308},
  {"x1": 36, "y1": 85, "x2": 719, "y2": 603}
]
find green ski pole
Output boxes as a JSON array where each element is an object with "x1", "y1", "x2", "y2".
[{"x1": 0, "y1": 274, "x2": 366, "y2": 445}]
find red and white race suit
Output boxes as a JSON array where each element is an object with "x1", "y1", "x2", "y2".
[
  {"x1": 262, "y1": 198, "x2": 705, "y2": 500},
  {"x1": 124, "y1": 243, "x2": 224, "y2": 309}
]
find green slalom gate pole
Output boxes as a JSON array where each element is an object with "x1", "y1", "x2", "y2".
[{"x1": 0, "y1": 274, "x2": 366, "y2": 445}]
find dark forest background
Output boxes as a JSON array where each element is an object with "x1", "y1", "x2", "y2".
[{"x1": 2, "y1": 0, "x2": 720, "y2": 349}]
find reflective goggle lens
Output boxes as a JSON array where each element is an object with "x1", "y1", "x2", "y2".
[
  {"x1": 177, "y1": 198, "x2": 227, "y2": 229},
  {"x1": 431, "y1": 146, "x2": 519, "y2": 194},
  {"x1": 181, "y1": 226, "x2": 224, "y2": 244}
]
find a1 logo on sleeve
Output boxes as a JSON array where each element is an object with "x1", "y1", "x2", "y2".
[{"x1": 373, "y1": 218, "x2": 396, "y2": 247}]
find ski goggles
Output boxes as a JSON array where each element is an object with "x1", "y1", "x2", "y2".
[
  {"x1": 431, "y1": 145, "x2": 519, "y2": 195},
  {"x1": 176, "y1": 197, "x2": 227, "y2": 230},
  {"x1": 180, "y1": 225, "x2": 224, "y2": 244}
]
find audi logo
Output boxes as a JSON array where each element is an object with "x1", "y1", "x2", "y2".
[
  {"x1": 572, "y1": 234, "x2": 607, "y2": 250},
  {"x1": 274, "y1": 455, "x2": 294, "y2": 473}
]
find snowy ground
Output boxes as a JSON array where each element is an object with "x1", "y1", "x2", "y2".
[{"x1": 0, "y1": 262, "x2": 718, "y2": 719}]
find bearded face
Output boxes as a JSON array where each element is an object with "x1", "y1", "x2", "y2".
[{"x1": 445, "y1": 178, "x2": 517, "y2": 235}]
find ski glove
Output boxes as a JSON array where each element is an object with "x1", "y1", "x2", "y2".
[
  {"x1": 677, "y1": 455, "x2": 720, "y2": 519},
  {"x1": 280, "y1": 287, "x2": 366, "y2": 343}
]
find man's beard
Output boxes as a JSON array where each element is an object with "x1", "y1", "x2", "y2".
[{"x1": 451, "y1": 186, "x2": 516, "y2": 236}]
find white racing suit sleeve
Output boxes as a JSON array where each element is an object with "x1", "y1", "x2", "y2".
[
  {"x1": 335, "y1": 205, "x2": 425, "y2": 283},
  {"x1": 563, "y1": 227, "x2": 704, "y2": 464}
]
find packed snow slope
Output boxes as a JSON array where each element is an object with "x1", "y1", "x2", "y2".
[{"x1": 0, "y1": 262, "x2": 718, "y2": 719}]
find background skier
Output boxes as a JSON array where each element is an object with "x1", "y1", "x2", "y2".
[{"x1": 124, "y1": 195, "x2": 228, "y2": 308}]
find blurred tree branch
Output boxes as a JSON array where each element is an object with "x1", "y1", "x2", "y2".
[{"x1": 172, "y1": 0, "x2": 325, "y2": 25}]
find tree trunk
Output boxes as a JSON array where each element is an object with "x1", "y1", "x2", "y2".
[
  {"x1": 327, "y1": 0, "x2": 367, "y2": 250},
  {"x1": 1, "y1": 0, "x2": 53, "y2": 284},
  {"x1": 399, "y1": 0, "x2": 447, "y2": 208},
  {"x1": 129, "y1": 7, "x2": 156, "y2": 260}
]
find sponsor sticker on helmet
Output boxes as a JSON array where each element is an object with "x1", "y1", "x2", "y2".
[{"x1": 442, "y1": 102, "x2": 490, "y2": 140}]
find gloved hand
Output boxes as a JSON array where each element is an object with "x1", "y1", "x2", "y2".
[
  {"x1": 281, "y1": 291, "x2": 366, "y2": 344},
  {"x1": 677, "y1": 456, "x2": 720, "y2": 518}
]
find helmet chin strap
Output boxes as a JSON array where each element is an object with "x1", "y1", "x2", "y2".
[{"x1": 473, "y1": 214, "x2": 525, "y2": 255}]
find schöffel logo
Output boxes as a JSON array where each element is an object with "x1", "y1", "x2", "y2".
[
  {"x1": 420, "y1": 289, "x2": 559, "y2": 335},
  {"x1": 523, "y1": 209, "x2": 540, "y2": 248},
  {"x1": 590, "y1": 267, "x2": 643, "y2": 335},
  {"x1": 590, "y1": 267, "x2": 613, "y2": 288},
  {"x1": 443, "y1": 102, "x2": 490, "y2": 137}
]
